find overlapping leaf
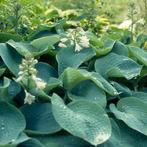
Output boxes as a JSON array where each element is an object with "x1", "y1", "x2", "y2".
[
  {"x1": 56, "y1": 45, "x2": 96, "y2": 74},
  {"x1": 0, "y1": 102, "x2": 26, "y2": 145},
  {"x1": 0, "y1": 43, "x2": 22, "y2": 76},
  {"x1": 67, "y1": 80, "x2": 107, "y2": 107},
  {"x1": 110, "y1": 97, "x2": 147, "y2": 136},
  {"x1": 51, "y1": 94, "x2": 111, "y2": 146},
  {"x1": 60, "y1": 67, "x2": 118, "y2": 95},
  {"x1": 95, "y1": 53, "x2": 142, "y2": 79},
  {"x1": 129, "y1": 46, "x2": 147, "y2": 66},
  {"x1": 35, "y1": 134, "x2": 91, "y2": 147},
  {"x1": 20, "y1": 103, "x2": 61, "y2": 135}
]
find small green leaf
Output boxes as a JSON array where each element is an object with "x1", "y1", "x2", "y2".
[{"x1": 91, "y1": 39, "x2": 115, "y2": 56}]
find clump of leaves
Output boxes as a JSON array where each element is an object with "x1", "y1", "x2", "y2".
[{"x1": 0, "y1": 22, "x2": 147, "y2": 147}]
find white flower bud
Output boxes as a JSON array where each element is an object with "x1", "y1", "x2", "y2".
[
  {"x1": 33, "y1": 77, "x2": 46, "y2": 89},
  {"x1": 15, "y1": 76, "x2": 24, "y2": 82},
  {"x1": 58, "y1": 42, "x2": 67, "y2": 48},
  {"x1": 60, "y1": 38, "x2": 68, "y2": 42},
  {"x1": 24, "y1": 91, "x2": 35, "y2": 105},
  {"x1": 79, "y1": 35, "x2": 90, "y2": 48},
  {"x1": 75, "y1": 43, "x2": 82, "y2": 52},
  {"x1": 18, "y1": 71, "x2": 24, "y2": 76}
]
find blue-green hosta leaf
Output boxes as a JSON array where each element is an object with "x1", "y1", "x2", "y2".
[
  {"x1": 95, "y1": 53, "x2": 142, "y2": 79},
  {"x1": 67, "y1": 80, "x2": 106, "y2": 108},
  {"x1": 35, "y1": 62, "x2": 62, "y2": 92},
  {"x1": 60, "y1": 67, "x2": 118, "y2": 96},
  {"x1": 0, "y1": 43, "x2": 22, "y2": 76},
  {"x1": 99, "y1": 119, "x2": 122, "y2": 147},
  {"x1": 35, "y1": 133, "x2": 91, "y2": 147},
  {"x1": 0, "y1": 77, "x2": 21, "y2": 102},
  {"x1": 0, "y1": 102, "x2": 26, "y2": 145},
  {"x1": 8, "y1": 133, "x2": 29, "y2": 146},
  {"x1": 110, "y1": 81, "x2": 132, "y2": 97},
  {"x1": 20, "y1": 103, "x2": 61, "y2": 135},
  {"x1": 18, "y1": 139, "x2": 44, "y2": 147},
  {"x1": 110, "y1": 97, "x2": 147, "y2": 136},
  {"x1": 116, "y1": 120, "x2": 147, "y2": 147},
  {"x1": 101, "y1": 119, "x2": 147, "y2": 147},
  {"x1": 7, "y1": 40, "x2": 35, "y2": 57},
  {"x1": 112, "y1": 41, "x2": 129, "y2": 56},
  {"x1": 129, "y1": 46, "x2": 147, "y2": 66},
  {"x1": 31, "y1": 35, "x2": 60, "y2": 56},
  {"x1": 56, "y1": 45, "x2": 96, "y2": 75},
  {"x1": 35, "y1": 62, "x2": 58, "y2": 80},
  {"x1": 0, "y1": 134, "x2": 29, "y2": 147},
  {"x1": 51, "y1": 94, "x2": 111, "y2": 146},
  {"x1": 131, "y1": 92, "x2": 147, "y2": 104},
  {"x1": 44, "y1": 77, "x2": 62, "y2": 92}
]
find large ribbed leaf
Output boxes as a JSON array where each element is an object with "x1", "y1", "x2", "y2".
[
  {"x1": 0, "y1": 43, "x2": 22, "y2": 76},
  {"x1": 60, "y1": 67, "x2": 118, "y2": 96},
  {"x1": 67, "y1": 80, "x2": 106, "y2": 108},
  {"x1": 95, "y1": 53, "x2": 141, "y2": 79},
  {"x1": 20, "y1": 103, "x2": 61, "y2": 135},
  {"x1": 31, "y1": 35, "x2": 60, "y2": 56},
  {"x1": 7, "y1": 40, "x2": 35, "y2": 57},
  {"x1": 129, "y1": 46, "x2": 147, "y2": 66},
  {"x1": 110, "y1": 97, "x2": 147, "y2": 136},
  {"x1": 56, "y1": 45, "x2": 96, "y2": 75},
  {"x1": 51, "y1": 94, "x2": 111, "y2": 146},
  {"x1": 0, "y1": 102, "x2": 26, "y2": 145}
]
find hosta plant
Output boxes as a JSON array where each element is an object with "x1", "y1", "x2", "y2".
[{"x1": 0, "y1": 25, "x2": 147, "y2": 147}]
